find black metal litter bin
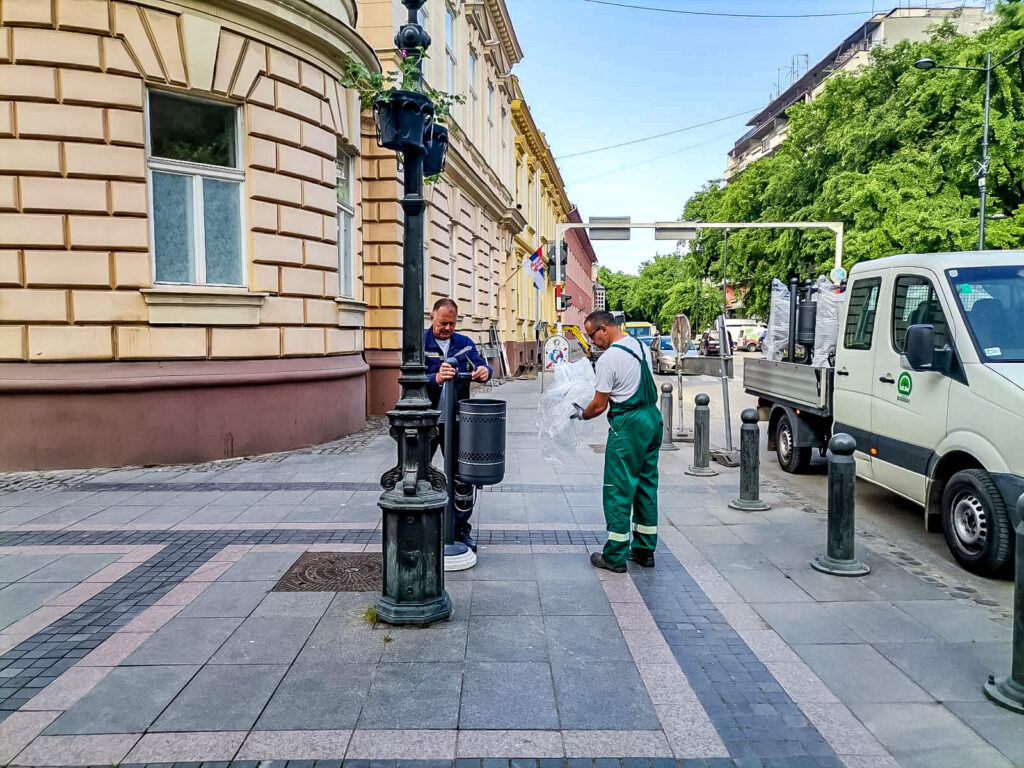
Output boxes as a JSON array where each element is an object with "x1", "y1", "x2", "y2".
[{"x1": 457, "y1": 398, "x2": 506, "y2": 486}]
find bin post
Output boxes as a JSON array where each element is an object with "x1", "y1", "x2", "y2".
[
  {"x1": 685, "y1": 393, "x2": 718, "y2": 477},
  {"x1": 984, "y1": 495, "x2": 1024, "y2": 714},
  {"x1": 811, "y1": 433, "x2": 870, "y2": 576},
  {"x1": 660, "y1": 383, "x2": 678, "y2": 452},
  {"x1": 729, "y1": 409, "x2": 770, "y2": 511}
]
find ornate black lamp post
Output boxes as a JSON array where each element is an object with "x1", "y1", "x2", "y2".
[{"x1": 376, "y1": 0, "x2": 451, "y2": 625}]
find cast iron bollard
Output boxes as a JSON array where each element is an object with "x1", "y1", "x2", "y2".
[
  {"x1": 811, "y1": 433, "x2": 870, "y2": 576},
  {"x1": 729, "y1": 409, "x2": 770, "y2": 511},
  {"x1": 685, "y1": 393, "x2": 718, "y2": 477},
  {"x1": 984, "y1": 494, "x2": 1024, "y2": 714},
  {"x1": 660, "y1": 383, "x2": 678, "y2": 452}
]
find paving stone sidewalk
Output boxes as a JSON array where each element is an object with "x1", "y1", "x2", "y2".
[{"x1": 0, "y1": 378, "x2": 1020, "y2": 768}]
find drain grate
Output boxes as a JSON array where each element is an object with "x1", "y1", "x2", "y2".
[{"x1": 273, "y1": 552, "x2": 383, "y2": 592}]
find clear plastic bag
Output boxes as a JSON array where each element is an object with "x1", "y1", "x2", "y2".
[
  {"x1": 764, "y1": 278, "x2": 791, "y2": 361},
  {"x1": 813, "y1": 275, "x2": 845, "y2": 368},
  {"x1": 537, "y1": 359, "x2": 599, "y2": 464}
]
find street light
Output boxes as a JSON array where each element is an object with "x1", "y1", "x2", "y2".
[
  {"x1": 913, "y1": 46, "x2": 1024, "y2": 249},
  {"x1": 375, "y1": 0, "x2": 451, "y2": 626}
]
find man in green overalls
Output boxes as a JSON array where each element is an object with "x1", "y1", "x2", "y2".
[{"x1": 573, "y1": 310, "x2": 663, "y2": 573}]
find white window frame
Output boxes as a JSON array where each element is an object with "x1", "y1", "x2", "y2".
[
  {"x1": 449, "y1": 221, "x2": 458, "y2": 299},
  {"x1": 471, "y1": 238, "x2": 478, "y2": 315},
  {"x1": 145, "y1": 90, "x2": 246, "y2": 287},
  {"x1": 336, "y1": 153, "x2": 355, "y2": 298},
  {"x1": 445, "y1": 7, "x2": 456, "y2": 93},
  {"x1": 468, "y1": 51, "x2": 478, "y2": 138},
  {"x1": 487, "y1": 82, "x2": 495, "y2": 161}
]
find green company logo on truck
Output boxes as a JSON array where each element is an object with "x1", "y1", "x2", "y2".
[{"x1": 897, "y1": 372, "x2": 913, "y2": 402}]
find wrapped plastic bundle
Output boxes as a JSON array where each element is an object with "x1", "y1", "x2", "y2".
[
  {"x1": 813, "y1": 275, "x2": 845, "y2": 368},
  {"x1": 536, "y1": 359, "x2": 599, "y2": 464},
  {"x1": 764, "y1": 278, "x2": 791, "y2": 361}
]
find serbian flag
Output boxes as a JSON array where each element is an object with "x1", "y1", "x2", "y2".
[{"x1": 527, "y1": 246, "x2": 545, "y2": 291}]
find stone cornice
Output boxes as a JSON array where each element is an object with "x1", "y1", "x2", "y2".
[{"x1": 464, "y1": 0, "x2": 523, "y2": 73}]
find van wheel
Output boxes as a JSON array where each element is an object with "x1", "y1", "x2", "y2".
[
  {"x1": 941, "y1": 469, "x2": 1013, "y2": 578},
  {"x1": 775, "y1": 413, "x2": 811, "y2": 473}
]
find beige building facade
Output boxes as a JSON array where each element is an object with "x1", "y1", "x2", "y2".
[
  {"x1": 0, "y1": 0, "x2": 376, "y2": 469},
  {"x1": 725, "y1": 6, "x2": 992, "y2": 182},
  {"x1": 357, "y1": 0, "x2": 526, "y2": 412}
]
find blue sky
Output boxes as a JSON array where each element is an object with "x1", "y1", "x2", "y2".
[{"x1": 506, "y1": 0, "x2": 987, "y2": 273}]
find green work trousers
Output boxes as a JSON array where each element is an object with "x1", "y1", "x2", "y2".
[{"x1": 601, "y1": 404, "x2": 662, "y2": 566}]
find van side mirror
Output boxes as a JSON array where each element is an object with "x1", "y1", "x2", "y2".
[{"x1": 904, "y1": 324, "x2": 935, "y2": 370}]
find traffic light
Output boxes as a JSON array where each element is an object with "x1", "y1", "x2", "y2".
[
  {"x1": 563, "y1": 294, "x2": 573, "y2": 309},
  {"x1": 559, "y1": 240, "x2": 569, "y2": 275}
]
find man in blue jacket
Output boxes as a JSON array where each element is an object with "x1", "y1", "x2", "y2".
[{"x1": 424, "y1": 298, "x2": 491, "y2": 550}]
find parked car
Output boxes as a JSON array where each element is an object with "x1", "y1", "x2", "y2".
[
  {"x1": 650, "y1": 335, "x2": 678, "y2": 374},
  {"x1": 698, "y1": 329, "x2": 734, "y2": 356}
]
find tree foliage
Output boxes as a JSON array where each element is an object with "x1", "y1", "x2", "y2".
[{"x1": 601, "y1": 3, "x2": 1024, "y2": 325}]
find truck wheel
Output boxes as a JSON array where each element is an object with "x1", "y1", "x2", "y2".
[
  {"x1": 941, "y1": 469, "x2": 1013, "y2": 578},
  {"x1": 775, "y1": 414, "x2": 811, "y2": 473}
]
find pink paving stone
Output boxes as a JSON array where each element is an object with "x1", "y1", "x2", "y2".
[
  {"x1": 43, "y1": 581, "x2": 108, "y2": 606},
  {"x1": 600, "y1": 577, "x2": 644, "y2": 603},
  {"x1": 22, "y1": 666, "x2": 112, "y2": 711},
  {"x1": 125, "y1": 731, "x2": 246, "y2": 763},
  {"x1": 562, "y1": 730, "x2": 673, "y2": 758},
  {"x1": 14, "y1": 524, "x2": 66, "y2": 531},
  {"x1": 155, "y1": 581, "x2": 212, "y2": 606},
  {"x1": 250, "y1": 544, "x2": 308, "y2": 552},
  {"x1": 14, "y1": 733, "x2": 140, "y2": 766},
  {"x1": 307, "y1": 543, "x2": 366, "y2": 552},
  {"x1": 211, "y1": 544, "x2": 253, "y2": 560},
  {"x1": 236, "y1": 729, "x2": 352, "y2": 760},
  {"x1": 121, "y1": 604, "x2": 184, "y2": 632},
  {"x1": 171, "y1": 523, "x2": 228, "y2": 530},
  {"x1": 4, "y1": 605, "x2": 73, "y2": 637},
  {"x1": 0, "y1": 634, "x2": 32, "y2": 656},
  {"x1": 345, "y1": 730, "x2": 457, "y2": 759},
  {"x1": 610, "y1": 601, "x2": 659, "y2": 631},
  {"x1": 118, "y1": 545, "x2": 166, "y2": 562},
  {"x1": 0, "y1": 710, "x2": 59, "y2": 765},
  {"x1": 183, "y1": 561, "x2": 233, "y2": 582},
  {"x1": 455, "y1": 730, "x2": 564, "y2": 758},
  {"x1": 78, "y1": 632, "x2": 152, "y2": 666}
]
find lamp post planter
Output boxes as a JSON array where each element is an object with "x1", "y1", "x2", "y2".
[
  {"x1": 373, "y1": 91, "x2": 434, "y2": 151},
  {"x1": 422, "y1": 123, "x2": 450, "y2": 177}
]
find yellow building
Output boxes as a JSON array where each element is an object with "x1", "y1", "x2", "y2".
[
  {"x1": 503, "y1": 76, "x2": 571, "y2": 371},
  {"x1": 0, "y1": 0, "x2": 376, "y2": 469},
  {"x1": 356, "y1": 0, "x2": 525, "y2": 410}
]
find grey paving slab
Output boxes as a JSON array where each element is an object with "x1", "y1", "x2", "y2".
[
  {"x1": 823, "y1": 601, "x2": 940, "y2": 643},
  {"x1": 462, "y1": 553, "x2": 537, "y2": 581},
  {"x1": 181, "y1": 505, "x2": 248, "y2": 524},
  {"x1": 532, "y1": 553, "x2": 596, "y2": 580},
  {"x1": 129, "y1": 505, "x2": 201, "y2": 526},
  {"x1": 255, "y1": 658, "x2": 372, "y2": 731},
  {"x1": 460, "y1": 661, "x2": 559, "y2": 729},
  {"x1": 466, "y1": 615, "x2": 548, "y2": 661},
  {"x1": 231, "y1": 505, "x2": 295, "y2": 523},
  {"x1": 551, "y1": 659, "x2": 660, "y2": 730},
  {"x1": 178, "y1": 580, "x2": 276, "y2": 618},
  {"x1": 20, "y1": 553, "x2": 121, "y2": 582},
  {"x1": 875, "y1": 641, "x2": 1010, "y2": 702},
  {"x1": 250, "y1": 590, "x2": 334, "y2": 618},
  {"x1": 299, "y1": 622, "x2": 387, "y2": 665},
  {"x1": 946, "y1": 700, "x2": 1024, "y2": 766},
  {"x1": 794, "y1": 644, "x2": 934, "y2": 703},
  {"x1": 124, "y1": 617, "x2": 244, "y2": 665},
  {"x1": 849, "y1": 701, "x2": 1012, "y2": 766},
  {"x1": 210, "y1": 615, "x2": 318, "y2": 664},
  {"x1": 893, "y1": 600, "x2": 1010, "y2": 643},
  {"x1": 0, "y1": 553, "x2": 60, "y2": 581},
  {"x1": 357, "y1": 662, "x2": 463, "y2": 729},
  {"x1": 0, "y1": 507, "x2": 51, "y2": 524},
  {"x1": 469, "y1": 580, "x2": 542, "y2": 616},
  {"x1": 152, "y1": 663, "x2": 288, "y2": 732},
  {"x1": 538, "y1": 581, "x2": 613, "y2": 616},
  {"x1": 44, "y1": 665, "x2": 197, "y2": 735},
  {"x1": 77, "y1": 505, "x2": 152, "y2": 524},
  {"x1": 782, "y1": 566, "x2": 881, "y2": 602},
  {"x1": 753, "y1": 602, "x2": 860, "y2": 644},
  {"x1": 720, "y1": 568, "x2": 812, "y2": 603},
  {"x1": 545, "y1": 615, "x2": 632, "y2": 662},
  {"x1": 380, "y1": 619, "x2": 469, "y2": 662},
  {"x1": 0, "y1": 581, "x2": 75, "y2": 630},
  {"x1": 854, "y1": 560, "x2": 951, "y2": 601}
]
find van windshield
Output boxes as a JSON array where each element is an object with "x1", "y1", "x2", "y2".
[{"x1": 947, "y1": 266, "x2": 1024, "y2": 363}]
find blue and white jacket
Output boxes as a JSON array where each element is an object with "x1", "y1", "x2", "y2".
[{"x1": 424, "y1": 328, "x2": 492, "y2": 408}]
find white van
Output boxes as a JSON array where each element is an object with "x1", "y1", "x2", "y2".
[
  {"x1": 725, "y1": 318, "x2": 767, "y2": 351},
  {"x1": 744, "y1": 252, "x2": 1024, "y2": 577}
]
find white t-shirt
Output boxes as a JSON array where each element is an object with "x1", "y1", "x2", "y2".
[
  {"x1": 595, "y1": 336, "x2": 654, "y2": 403},
  {"x1": 437, "y1": 337, "x2": 451, "y2": 357}
]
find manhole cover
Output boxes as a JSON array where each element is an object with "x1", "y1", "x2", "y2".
[
  {"x1": 589, "y1": 444, "x2": 606, "y2": 454},
  {"x1": 273, "y1": 552, "x2": 383, "y2": 592}
]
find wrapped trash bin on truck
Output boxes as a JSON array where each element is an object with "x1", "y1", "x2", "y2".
[{"x1": 744, "y1": 253, "x2": 1024, "y2": 580}]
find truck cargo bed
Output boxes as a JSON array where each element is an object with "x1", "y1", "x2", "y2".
[{"x1": 743, "y1": 358, "x2": 833, "y2": 416}]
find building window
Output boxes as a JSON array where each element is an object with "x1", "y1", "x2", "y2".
[
  {"x1": 148, "y1": 91, "x2": 244, "y2": 286},
  {"x1": 445, "y1": 7, "x2": 456, "y2": 93},
  {"x1": 468, "y1": 52, "x2": 478, "y2": 137},
  {"x1": 471, "y1": 242, "x2": 478, "y2": 314},
  {"x1": 449, "y1": 222, "x2": 458, "y2": 298},
  {"x1": 487, "y1": 83, "x2": 495, "y2": 160},
  {"x1": 336, "y1": 154, "x2": 355, "y2": 298}
]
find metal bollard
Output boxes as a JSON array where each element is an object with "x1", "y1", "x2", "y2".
[
  {"x1": 660, "y1": 383, "x2": 678, "y2": 452},
  {"x1": 811, "y1": 434, "x2": 870, "y2": 576},
  {"x1": 685, "y1": 393, "x2": 718, "y2": 477},
  {"x1": 984, "y1": 495, "x2": 1024, "y2": 714},
  {"x1": 729, "y1": 409, "x2": 770, "y2": 511}
]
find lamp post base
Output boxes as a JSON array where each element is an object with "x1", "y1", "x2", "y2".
[
  {"x1": 444, "y1": 542, "x2": 477, "y2": 571},
  {"x1": 673, "y1": 428, "x2": 693, "y2": 443},
  {"x1": 985, "y1": 674, "x2": 1024, "y2": 714},
  {"x1": 376, "y1": 590, "x2": 452, "y2": 626},
  {"x1": 810, "y1": 554, "x2": 870, "y2": 577},
  {"x1": 729, "y1": 497, "x2": 771, "y2": 512}
]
